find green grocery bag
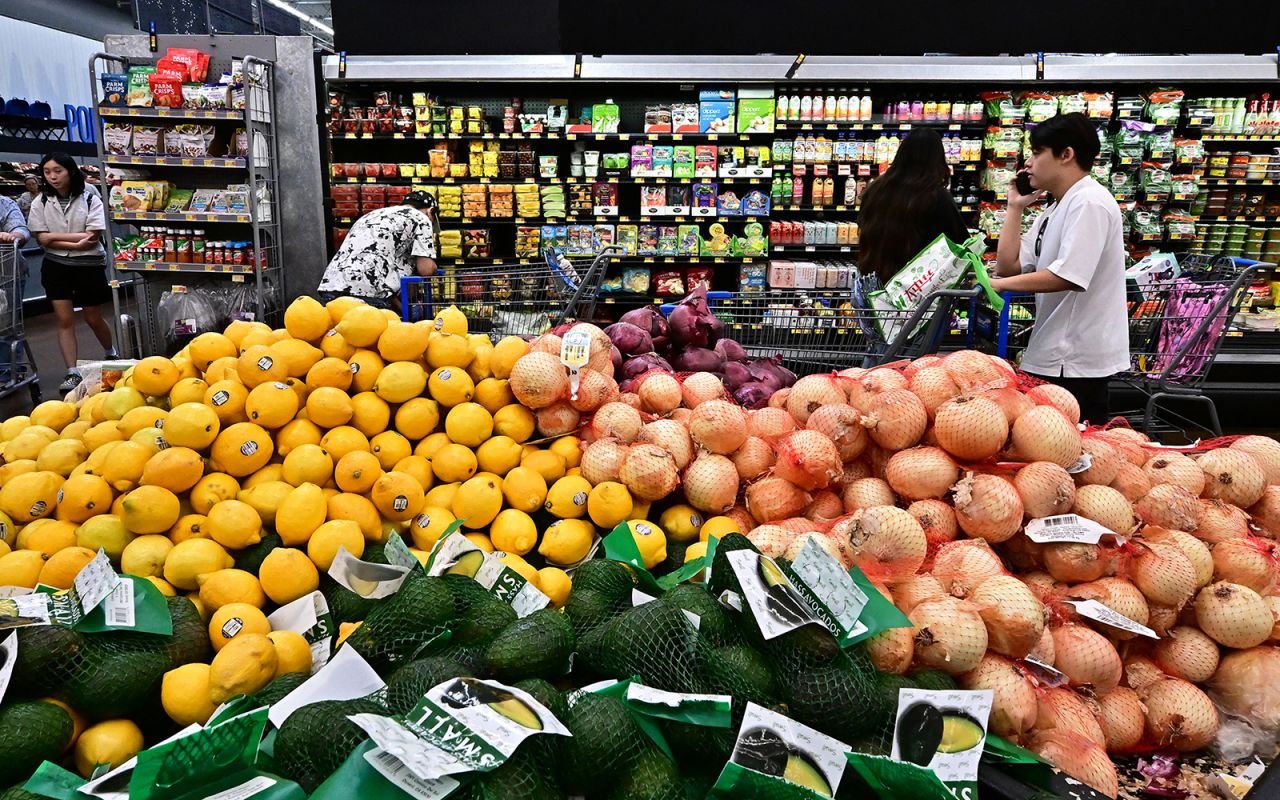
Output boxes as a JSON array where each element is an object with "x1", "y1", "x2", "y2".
[{"x1": 867, "y1": 233, "x2": 986, "y2": 343}]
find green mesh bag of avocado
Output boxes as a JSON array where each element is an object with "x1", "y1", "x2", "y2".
[
  {"x1": 274, "y1": 694, "x2": 389, "y2": 793},
  {"x1": 0, "y1": 701, "x2": 74, "y2": 787},
  {"x1": 341, "y1": 574, "x2": 455, "y2": 670}
]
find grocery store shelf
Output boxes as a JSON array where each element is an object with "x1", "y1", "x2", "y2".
[
  {"x1": 1042, "y1": 54, "x2": 1279, "y2": 82},
  {"x1": 105, "y1": 155, "x2": 246, "y2": 169},
  {"x1": 98, "y1": 106, "x2": 243, "y2": 120},
  {"x1": 796, "y1": 55, "x2": 1039, "y2": 83},
  {"x1": 330, "y1": 175, "x2": 771, "y2": 186},
  {"x1": 1198, "y1": 216, "x2": 1280, "y2": 223},
  {"x1": 1201, "y1": 179, "x2": 1279, "y2": 187},
  {"x1": 772, "y1": 245, "x2": 858, "y2": 253},
  {"x1": 323, "y1": 54, "x2": 578, "y2": 82},
  {"x1": 412, "y1": 214, "x2": 767, "y2": 225},
  {"x1": 436, "y1": 256, "x2": 764, "y2": 265},
  {"x1": 114, "y1": 260, "x2": 257, "y2": 275},
  {"x1": 333, "y1": 130, "x2": 769, "y2": 141},
  {"x1": 114, "y1": 211, "x2": 252, "y2": 223},
  {"x1": 1202, "y1": 135, "x2": 1280, "y2": 142},
  {"x1": 775, "y1": 120, "x2": 985, "y2": 132}
]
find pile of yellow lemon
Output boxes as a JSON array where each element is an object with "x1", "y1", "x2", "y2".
[{"x1": 0, "y1": 297, "x2": 667, "y2": 748}]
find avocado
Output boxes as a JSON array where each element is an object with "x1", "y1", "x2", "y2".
[
  {"x1": 13, "y1": 623, "x2": 84, "y2": 696},
  {"x1": 344, "y1": 575, "x2": 457, "y2": 669},
  {"x1": 0, "y1": 701, "x2": 74, "y2": 786},
  {"x1": 757, "y1": 556, "x2": 812, "y2": 626},
  {"x1": 512, "y1": 678, "x2": 568, "y2": 721},
  {"x1": 784, "y1": 664, "x2": 879, "y2": 741},
  {"x1": 66, "y1": 644, "x2": 170, "y2": 719},
  {"x1": 443, "y1": 572, "x2": 495, "y2": 612},
  {"x1": 439, "y1": 677, "x2": 543, "y2": 730},
  {"x1": 386, "y1": 657, "x2": 472, "y2": 715},
  {"x1": 570, "y1": 558, "x2": 637, "y2": 602},
  {"x1": 707, "y1": 533, "x2": 758, "y2": 599},
  {"x1": 275, "y1": 695, "x2": 389, "y2": 793},
  {"x1": 558, "y1": 692, "x2": 647, "y2": 795},
  {"x1": 454, "y1": 598, "x2": 518, "y2": 646},
  {"x1": 564, "y1": 587, "x2": 622, "y2": 638},
  {"x1": 233, "y1": 532, "x2": 283, "y2": 573},
  {"x1": 910, "y1": 669, "x2": 959, "y2": 692},
  {"x1": 661, "y1": 583, "x2": 736, "y2": 647},
  {"x1": 253, "y1": 672, "x2": 310, "y2": 707},
  {"x1": 483, "y1": 608, "x2": 575, "y2": 681},
  {"x1": 606, "y1": 745, "x2": 685, "y2": 800},
  {"x1": 164, "y1": 595, "x2": 211, "y2": 667},
  {"x1": 937, "y1": 710, "x2": 985, "y2": 754},
  {"x1": 896, "y1": 702, "x2": 944, "y2": 766},
  {"x1": 784, "y1": 750, "x2": 834, "y2": 797},
  {"x1": 447, "y1": 549, "x2": 485, "y2": 578}
]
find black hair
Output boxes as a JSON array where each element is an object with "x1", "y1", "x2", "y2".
[
  {"x1": 1029, "y1": 113, "x2": 1100, "y2": 170},
  {"x1": 38, "y1": 151, "x2": 86, "y2": 198},
  {"x1": 402, "y1": 191, "x2": 437, "y2": 211},
  {"x1": 857, "y1": 128, "x2": 953, "y2": 282}
]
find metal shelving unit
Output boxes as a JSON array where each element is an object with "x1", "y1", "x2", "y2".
[{"x1": 90, "y1": 52, "x2": 285, "y2": 357}]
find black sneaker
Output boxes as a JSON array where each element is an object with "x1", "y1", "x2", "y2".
[
  {"x1": 58, "y1": 372, "x2": 83, "y2": 392},
  {"x1": 104, "y1": 348, "x2": 120, "y2": 359}
]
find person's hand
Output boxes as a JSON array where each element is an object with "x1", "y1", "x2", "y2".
[
  {"x1": 1007, "y1": 176, "x2": 1044, "y2": 213},
  {"x1": 0, "y1": 232, "x2": 17, "y2": 243},
  {"x1": 988, "y1": 277, "x2": 1007, "y2": 294}
]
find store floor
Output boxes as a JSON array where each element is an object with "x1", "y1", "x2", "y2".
[{"x1": 0, "y1": 305, "x2": 112, "y2": 418}]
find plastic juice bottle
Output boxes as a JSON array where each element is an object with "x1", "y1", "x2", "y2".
[
  {"x1": 788, "y1": 94, "x2": 801, "y2": 121},
  {"x1": 1232, "y1": 98, "x2": 1247, "y2": 135},
  {"x1": 875, "y1": 133, "x2": 890, "y2": 164},
  {"x1": 775, "y1": 96, "x2": 789, "y2": 122},
  {"x1": 910, "y1": 98, "x2": 924, "y2": 121},
  {"x1": 937, "y1": 99, "x2": 952, "y2": 122},
  {"x1": 825, "y1": 90, "x2": 837, "y2": 122},
  {"x1": 924, "y1": 99, "x2": 938, "y2": 122},
  {"x1": 799, "y1": 95, "x2": 813, "y2": 122},
  {"x1": 860, "y1": 90, "x2": 873, "y2": 122},
  {"x1": 896, "y1": 98, "x2": 910, "y2": 121},
  {"x1": 792, "y1": 177, "x2": 804, "y2": 205},
  {"x1": 837, "y1": 92, "x2": 850, "y2": 122}
]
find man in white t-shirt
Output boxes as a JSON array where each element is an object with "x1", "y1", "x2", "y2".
[{"x1": 990, "y1": 112, "x2": 1129, "y2": 424}]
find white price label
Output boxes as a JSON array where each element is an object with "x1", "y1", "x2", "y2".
[
  {"x1": 101, "y1": 579, "x2": 135, "y2": 628},
  {"x1": 1068, "y1": 599, "x2": 1159, "y2": 639},
  {"x1": 365, "y1": 748, "x2": 459, "y2": 800},
  {"x1": 1066, "y1": 452, "x2": 1093, "y2": 474},
  {"x1": 790, "y1": 538, "x2": 870, "y2": 641},
  {"x1": 1023, "y1": 515, "x2": 1113, "y2": 544}
]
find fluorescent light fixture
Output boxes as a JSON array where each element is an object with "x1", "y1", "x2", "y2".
[{"x1": 263, "y1": 0, "x2": 335, "y2": 35}]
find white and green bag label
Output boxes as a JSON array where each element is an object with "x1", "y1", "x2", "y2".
[
  {"x1": 329, "y1": 546, "x2": 414, "y2": 600},
  {"x1": 383, "y1": 532, "x2": 421, "y2": 572},
  {"x1": 712, "y1": 703, "x2": 849, "y2": 799},
  {"x1": 424, "y1": 531, "x2": 549, "y2": 617},
  {"x1": 349, "y1": 678, "x2": 571, "y2": 782},
  {"x1": 0, "y1": 552, "x2": 169, "y2": 634},
  {"x1": 267, "y1": 590, "x2": 335, "y2": 674},
  {"x1": 625, "y1": 682, "x2": 732, "y2": 728},
  {"x1": 890, "y1": 688, "x2": 993, "y2": 799}
]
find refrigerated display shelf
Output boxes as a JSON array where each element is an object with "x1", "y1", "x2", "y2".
[{"x1": 105, "y1": 155, "x2": 247, "y2": 169}]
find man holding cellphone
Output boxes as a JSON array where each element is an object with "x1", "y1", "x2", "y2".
[{"x1": 989, "y1": 112, "x2": 1128, "y2": 424}]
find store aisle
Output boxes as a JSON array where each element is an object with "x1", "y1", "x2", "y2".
[{"x1": 0, "y1": 307, "x2": 108, "y2": 417}]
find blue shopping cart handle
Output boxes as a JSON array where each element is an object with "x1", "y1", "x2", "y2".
[{"x1": 659, "y1": 291, "x2": 731, "y2": 315}]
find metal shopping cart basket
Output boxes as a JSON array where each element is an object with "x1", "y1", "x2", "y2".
[
  {"x1": 0, "y1": 243, "x2": 40, "y2": 404},
  {"x1": 400, "y1": 246, "x2": 619, "y2": 339},
  {"x1": 671, "y1": 285, "x2": 980, "y2": 376},
  {"x1": 969, "y1": 254, "x2": 1264, "y2": 437}
]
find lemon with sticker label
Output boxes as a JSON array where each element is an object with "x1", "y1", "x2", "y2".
[
  {"x1": 544, "y1": 474, "x2": 592, "y2": 519},
  {"x1": 626, "y1": 519, "x2": 667, "y2": 569},
  {"x1": 428, "y1": 367, "x2": 474, "y2": 408},
  {"x1": 538, "y1": 518, "x2": 595, "y2": 566},
  {"x1": 409, "y1": 505, "x2": 456, "y2": 551},
  {"x1": 433, "y1": 305, "x2": 468, "y2": 337},
  {"x1": 659, "y1": 504, "x2": 704, "y2": 543}
]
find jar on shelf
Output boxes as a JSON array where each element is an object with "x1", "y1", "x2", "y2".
[{"x1": 191, "y1": 229, "x2": 206, "y2": 263}]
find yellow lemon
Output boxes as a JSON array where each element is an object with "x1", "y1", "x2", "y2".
[
  {"x1": 373, "y1": 361, "x2": 427, "y2": 404},
  {"x1": 545, "y1": 475, "x2": 592, "y2": 519},
  {"x1": 0, "y1": 549, "x2": 46, "y2": 587},
  {"x1": 342, "y1": 393, "x2": 387, "y2": 440},
  {"x1": 102, "y1": 386, "x2": 146, "y2": 421},
  {"x1": 536, "y1": 567, "x2": 572, "y2": 607},
  {"x1": 30, "y1": 400, "x2": 78, "y2": 432},
  {"x1": 0, "y1": 510, "x2": 13, "y2": 547},
  {"x1": 121, "y1": 485, "x2": 181, "y2": 534},
  {"x1": 144, "y1": 575, "x2": 176, "y2": 596},
  {"x1": 189, "y1": 332, "x2": 237, "y2": 371},
  {"x1": 58, "y1": 420, "x2": 91, "y2": 442},
  {"x1": 425, "y1": 332, "x2": 473, "y2": 371},
  {"x1": 275, "y1": 419, "x2": 322, "y2": 457},
  {"x1": 74, "y1": 719, "x2": 144, "y2": 778},
  {"x1": 209, "y1": 423, "x2": 273, "y2": 478},
  {"x1": 424, "y1": 482, "x2": 460, "y2": 510},
  {"x1": 204, "y1": 356, "x2": 243, "y2": 385},
  {"x1": 431, "y1": 443, "x2": 477, "y2": 484},
  {"x1": 415, "y1": 432, "x2": 451, "y2": 460},
  {"x1": 660, "y1": 504, "x2": 704, "y2": 543},
  {"x1": 452, "y1": 475, "x2": 503, "y2": 530},
  {"x1": 335, "y1": 450, "x2": 383, "y2": 494},
  {"x1": 164, "y1": 402, "x2": 221, "y2": 450},
  {"x1": 491, "y1": 336, "x2": 530, "y2": 379},
  {"x1": 378, "y1": 321, "x2": 431, "y2": 362},
  {"x1": 472, "y1": 378, "x2": 515, "y2": 415},
  {"x1": 369, "y1": 431, "x2": 412, "y2": 471},
  {"x1": 243, "y1": 463, "x2": 285, "y2": 488},
  {"x1": 268, "y1": 630, "x2": 313, "y2": 677},
  {"x1": 206, "y1": 499, "x2": 263, "y2": 549},
  {"x1": 476, "y1": 436, "x2": 522, "y2": 476},
  {"x1": 204, "y1": 380, "x2": 249, "y2": 425},
  {"x1": 550, "y1": 435, "x2": 583, "y2": 469},
  {"x1": 209, "y1": 632, "x2": 277, "y2": 702},
  {"x1": 304, "y1": 386, "x2": 354, "y2": 428},
  {"x1": 327, "y1": 493, "x2": 382, "y2": 541},
  {"x1": 307, "y1": 519, "x2": 364, "y2": 570},
  {"x1": 35, "y1": 439, "x2": 87, "y2": 477},
  {"x1": 121, "y1": 534, "x2": 172, "y2": 578},
  {"x1": 465, "y1": 533, "x2": 493, "y2": 553},
  {"x1": 319, "y1": 327, "x2": 357, "y2": 360},
  {"x1": 82, "y1": 421, "x2": 125, "y2": 452},
  {"x1": 538, "y1": 518, "x2": 595, "y2": 566},
  {"x1": 433, "y1": 305, "x2": 468, "y2": 336},
  {"x1": 428, "y1": 367, "x2": 474, "y2": 407},
  {"x1": 319, "y1": 426, "x2": 369, "y2": 462},
  {"x1": 371, "y1": 471, "x2": 425, "y2": 522},
  {"x1": 276, "y1": 483, "x2": 326, "y2": 546},
  {"x1": 306, "y1": 356, "x2": 354, "y2": 391},
  {"x1": 282, "y1": 444, "x2": 333, "y2": 487},
  {"x1": 0, "y1": 459, "x2": 36, "y2": 486},
  {"x1": 198, "y1": 568, "x2": 267, "y2": 610},
  {"x1": 237, "y1": 481, "x2": 293, "y2": 526},
  {"x1": 269, "y1": 338, "x2": 323, "y2": 379},
  {"x1": 236, "y1": 344, "x2": 288, "y2": 389},
  {"x1": 392, "y1": 456, "x2": 434, "y2": 494},
  {"x1": 587, "y1": 481, "x2": 633, "y2": 529},
  {"x1": 501, "y1": 466, "x2": 547, "y2": 514},
  {"x1": 169, "y1": 377, "x2": 210, "y2": 408},
  {"x1": 5, "y1": 428, "x2": 58, "y2": 462},
  {"x1": 56, "y1": 474, "x2": 113, "y2": 524},
  {"x1": 258, "y1": 547, "x2": 320, "y2": 605},
  {"x1": 74, "y1": 513, "x2": 131, "y2": 559},
  {"x1": 335, "y1": 304, "x2": 388, "y2": 348},
  {"x1": 284, "y1": 296, "x2": 331, "y2": 341},
  {"x1": 626, "y1": 520, "x2": 667, "y2": 569},
  {"x1": 190, "y1": 473, "x2": 240, "y2": 515},
  {"x1": 129, "y1": 427, "x2": 169, "y2": 455},
  {"x1": 38, "y1": 546, "x2": 97, "y2": 589},
  {"x1": 444, "y1": 403, "x2": 493, "y2": 448},
  {"x1": 131, "y1": 356, "x2": 180, "y2": 397},
  {"x1": 521, "y1": 450, "x2": 566, "y2": 483},
  {"x1": 348, "y1": 350, "x2": 384, "y2": 395},
  {"x1": 466, "y1": 345, "x2": 493, "y2": 384},
  {"x1": 245, "y1": 381, "x2": 300, "y2": 429},
  {"x1": 139, "y1": 447, "x2": 205, "y2": 493},
  {"x1": 98, "y1": 441, "x2": 150, "y2": 493},
  {"x1": 394, "y1": 398, "x2": 440, "y2": 440},
  {"x1": 22, "y1": 519, "x2": 77, "y2": 557},
  {"x1": 161, "y1": 664, "x2": 217, "y2": 726},
  {"x1": 489, "y1": 508, "x2": 537, "y2": 554},
  {"x1": 408, "y1": 506, "x2": 456, "y2": 551},
  {"x1": 494, "y1": 551, "x2": 538, "y2": 584},
  {"x1": 0, "y1": 470, "x2": 61, "y2": 523},
  {"x1": 208, "y1": 602, "x2": 271, "y2": 651},
  {"x1": 223, "y1": 320, "x2": 265, "y2": 350},
  {"x1": 163, "y1": 538, "x2": 233, "y2": 591},
  {"x1": 699, "y1": 515, "x2": 742, "y2": 543},
  {"x1": 169, "y1": 514, "x2": 210, "y2": 544}
]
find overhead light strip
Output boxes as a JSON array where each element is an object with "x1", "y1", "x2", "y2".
[{"x1": 262, "y1": 0, "x2": 335, "y2": 35}]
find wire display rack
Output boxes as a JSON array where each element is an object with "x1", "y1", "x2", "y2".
[
  {"x1": 400, "y1": 246, "x2": 619, "y2": 338},
  {"x1": 90, "y1": 53, "x2": 286, "y2": 356},
  {"x1": 0, "y1": 243, "x2": 41, "y2": 404}
]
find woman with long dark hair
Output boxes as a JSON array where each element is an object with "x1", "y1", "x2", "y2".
[
  {"x1": 857, "y1": 128, "x2": 969, "y2": 283},
  {"x1": 27, "y1": 152, "x2": 116, "y2": 391}
]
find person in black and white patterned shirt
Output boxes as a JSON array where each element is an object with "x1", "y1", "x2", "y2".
[{"x1": 318, "y1": 191, "x2": 438, "y2": 309}]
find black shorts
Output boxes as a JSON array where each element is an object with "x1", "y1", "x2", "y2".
[{"x1": 41, "y1": 257, "x2": 111, "y2": 307}]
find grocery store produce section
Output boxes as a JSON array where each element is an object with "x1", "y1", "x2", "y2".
[{"x1": 0, "y1": 292, "x2": 1278, "y2": 799}]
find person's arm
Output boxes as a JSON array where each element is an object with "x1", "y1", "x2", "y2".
[
  {"x1": 0, "y1": 201, "x2": 29, "y2": 244},
  {"x1": 989, "y1": 269, "x2": 1077, "y2": 294},
  {"x1": 992, "y1": 201, "x2": 1110, "y2": 295},
  {"x1": 995, "y1": 177, "x2": 1045, "y2": 277},
  {"x1": 415, "y1": 256, "x2": 436, "y2": 276},
  {"x1": 409, "y1": 214, "x2": 437, "y2": 276}
]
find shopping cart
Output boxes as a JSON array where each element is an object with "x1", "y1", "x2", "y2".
[
  {"x1": 968, "y1": 255, "x2": 1265, "y2": 437},
  {"x1": 667, "y1": 286, "x2": 980, "y2": 376},
  {"x1": 0, "y1": 242, "x2": 40, "y2": 404},
  {"x1": 400, "y1": 246, "x2": 619, "y2": 339}
]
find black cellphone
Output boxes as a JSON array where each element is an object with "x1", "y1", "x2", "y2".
[{"x1": 1014, "y1": 171, "x2": 1034, "y2": 196}]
